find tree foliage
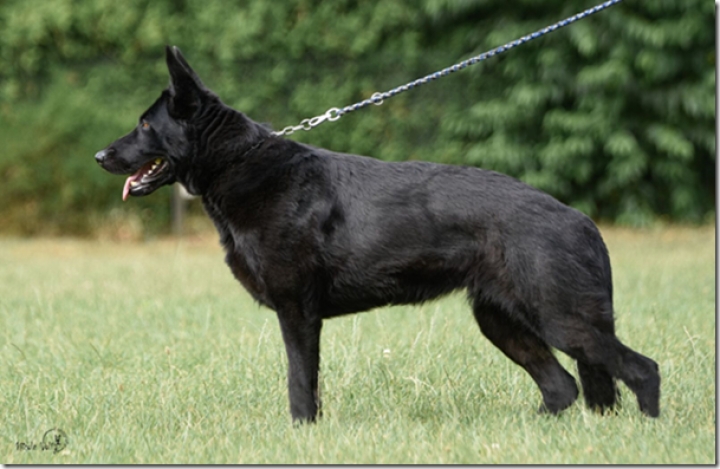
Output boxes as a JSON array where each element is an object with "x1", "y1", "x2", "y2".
[{"x1": 0, "y1": 0, "x2": 714, "y2": 235}]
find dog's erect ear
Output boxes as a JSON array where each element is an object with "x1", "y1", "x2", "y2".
[{"x1": 165, "y1": 45, "x2": 207, "y2": 118}]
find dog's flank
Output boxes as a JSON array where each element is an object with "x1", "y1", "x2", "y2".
[{"x1": 95, "y1": 46, "x2": 660, "y2": 422}]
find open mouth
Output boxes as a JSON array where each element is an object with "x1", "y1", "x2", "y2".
[{"x1": 122, "y1": 157, "x2": 172, "y2": 201}]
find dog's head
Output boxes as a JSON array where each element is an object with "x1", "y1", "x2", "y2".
[{"x1": 95, "y1": 46, "x2": 216, "y2": 200}]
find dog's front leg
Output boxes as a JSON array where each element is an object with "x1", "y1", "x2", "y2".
[{"x1": 277, "y1": 307, "x2": 322, "y2": 423}]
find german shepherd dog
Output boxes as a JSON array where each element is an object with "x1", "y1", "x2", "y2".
[{"x1": 95, "y1": 46, "x2": 660, "y2": 422}]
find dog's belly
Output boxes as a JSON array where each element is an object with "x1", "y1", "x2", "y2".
[
  {"x1": 321, "y1": 250, "x2": 476, "y2": 317},
  {"x1": 322, "y1": 278, "x2": 460, "y2": 317}
]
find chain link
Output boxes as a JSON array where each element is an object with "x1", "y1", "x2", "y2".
[
  {"x1": 273, "y1": 0, "x2": 623, "y2": 137},
  {"x1": 274, "y1": 107, "x2": 341, "y2": 136}
]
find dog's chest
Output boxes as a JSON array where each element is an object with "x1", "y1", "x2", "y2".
[
  {"x1": 224, "y1": 224, "x2": 280, "y2": 307},
  {"x1": 225, "y1": 240, "x2": 269, "y2": 305},
  {"x1": 203, "y1": 197, "x2": 274, "y2": 307}
]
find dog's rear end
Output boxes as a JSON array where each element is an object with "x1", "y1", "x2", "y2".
[{"x1": 95, "y1": 46, "x2": 660, "y2": 422}]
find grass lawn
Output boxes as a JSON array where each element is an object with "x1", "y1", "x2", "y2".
[{"x1": 0, "y1": 226, "x2": 715, "y2": 464}]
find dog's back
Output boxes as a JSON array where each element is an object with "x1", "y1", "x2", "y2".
[{"x1": 226, "y1": 143, "x2": 605, "y2": 319}]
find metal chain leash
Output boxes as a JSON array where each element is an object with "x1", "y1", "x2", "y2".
[{"x1": 273, "y1": 0, "x2": 623, "y2": 137}]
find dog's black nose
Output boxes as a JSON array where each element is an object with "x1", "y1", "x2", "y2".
[{"x1": 95, "y1": 148, "x2": 115, "y2": 164}]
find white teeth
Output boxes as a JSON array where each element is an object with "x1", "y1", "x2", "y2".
[
  {"x1": 147, "y1": 164, "x2": 158, "y2": 176},
  {"x1": 130, "y1": 181, "x2": 139, "y2": 187},
  {"x1": 148, "y1": 160, "x2": 161, "y2": 174}
]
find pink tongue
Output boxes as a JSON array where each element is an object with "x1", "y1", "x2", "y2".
[{"x1": 122, "y1": 170, "x2": 144, "y2": 201}]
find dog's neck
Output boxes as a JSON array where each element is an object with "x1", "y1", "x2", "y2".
[{"x1": 175, "y1": 103, "x2": 274, "y2": 197}]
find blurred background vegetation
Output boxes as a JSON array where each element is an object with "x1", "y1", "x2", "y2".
[{"x1": 0, "y1": 0, "x2": 714, "y2": 237}]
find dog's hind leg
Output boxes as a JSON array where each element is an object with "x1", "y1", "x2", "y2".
[
  {"x1": 575, "y1": 313, "x2": 621, "y2": 413},
  {"x1": 277, "y1": 307, "x2": 323, "y2": 423},
  {"x1": 615, "y1": 343, "x2": 660, "y2": 417},
  {"x1": 472, "y1": 299, "x2": 579, "y2": 414},
  {"x1": 543, "y1": 312, "x2": 660, "y2": 417},
  {"x1": 577, "y1": 361, "x2": 620, "y2": 413}
]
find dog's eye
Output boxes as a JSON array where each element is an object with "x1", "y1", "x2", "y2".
[{"x1": 141, "y1": 121, "x2": 150, "y2": 130}]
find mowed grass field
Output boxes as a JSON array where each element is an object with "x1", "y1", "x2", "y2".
[{"x1": 0, "y1": 226, "x2": 715, "y2": 464}]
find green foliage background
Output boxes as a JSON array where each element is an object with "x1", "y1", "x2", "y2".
[{"x1": 0, "y1": 0, "x2": 714, "y2": 235}]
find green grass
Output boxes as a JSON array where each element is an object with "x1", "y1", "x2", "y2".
[{"x1": 0, "y1": 226, "x2": 715, "y2": 464}]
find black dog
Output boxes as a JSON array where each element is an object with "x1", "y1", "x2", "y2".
[{"x1": 95, "y1": 46, "x2": 660, "y2": 422}]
